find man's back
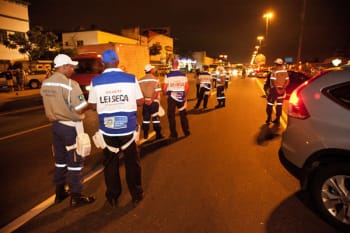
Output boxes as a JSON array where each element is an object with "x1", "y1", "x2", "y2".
[{"x1": 88, "y1": 69, "x2": 142, "y2": 136}]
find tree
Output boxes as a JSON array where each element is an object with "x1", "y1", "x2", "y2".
[{"x1": 3, "y1": 26, "x2": 58, "y2": 61}]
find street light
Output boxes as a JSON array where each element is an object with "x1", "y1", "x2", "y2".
[
  {"x1": 219, "y1": 54, "x2": 228, "y2": 65},
  {"x1": 257, "y1": 36, "x2": 264, "y2": 47},
  {"x1": 263, "y1": 12, "x2": 273, "y2": 40}
]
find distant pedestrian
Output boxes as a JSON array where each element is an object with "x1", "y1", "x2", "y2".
[
  {"x1": 163, "y1": 59, "x2": 190, "y2": 138},
  {"x1": 265, "y1": 58, "x2": 290, "y2": 124},
  {"x1": 194, "y1": 66, "x2": 212, "y2": 109},
  {"x1": 5, "y1": 70, "x2": 14, "y2": 92},
  {"x1": 138, "y1": 64, "x2": 164, "y2": 140},
  {"x1": 215, "y1": 66, "x2": 226, "y2": 108},
  {"x1": 15, "y1": 68, "x2": 24, "y2": 91},
  {"x1": 88, "y1": 49, "x2": 144, "y2": 208},
  {"x1": 242, "y1": 67, "x2": 246, "y2": 79},
  {"x1": 224, "y1": 70, "x2": 230, "y2": 89},
  {"x1": 40, "y1": 54, "x2": 95, "y2": 207},
  {"x1": 195, "y1": 69, "x2": 200, "y2": 99}
]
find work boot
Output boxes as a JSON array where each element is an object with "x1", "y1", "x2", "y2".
[
  {"x1": 265, "y1": 115, "x2": 271, "y2": 124},
  {"x1": 55, "y1": 185, "x2": 70, "y2": 204},
  {"x1": 156, "y1": 133, "x2": 164, "y2": 140},
  {"x1": 272, "y1": 118, "x2": 280, "y2": 124},
  {"x1": 70, "y1": 194, "x2": 95, "y2": 207},
  {"x1": 105, "y1": 197, "x2": 118, "y2": 208},
  {"x1": 132, "y1": 192, "x2": 144, "y2": 206}
]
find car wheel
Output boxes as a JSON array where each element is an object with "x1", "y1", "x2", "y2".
[
  {"x1": 310, "y1": 164, "x2": 350, "y2": 231},
  {"x1": 29, "y1": 80, "x2": 40, "y2": 89}
]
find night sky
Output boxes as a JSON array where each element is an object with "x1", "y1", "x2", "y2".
[{"x1": 28, "y1": 0, "x2": 350, "y2": 64}]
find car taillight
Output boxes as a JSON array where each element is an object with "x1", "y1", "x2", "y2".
[{"x1": 288, "y1": 82, "x2": 310, "y2": 119}]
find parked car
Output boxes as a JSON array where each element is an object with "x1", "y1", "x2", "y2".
[
  {"x1": 256, "y1": 69, "x2": 270, "y2": 78},
  {"x1": 25, "y1": 70, "x2": 49, "y2": 89},
  {"x1": 285, "y1": 70, "x2": 311, "y2": 97},
  {"x1": 264, "y1": 70, "x2": 311, "y2": 98},
  {"x1": 279, "y1": 64, "x2": 350, "y2": 231},
  {"x1": 0, "y1": 71, "x2": 10, "y2": 87}
]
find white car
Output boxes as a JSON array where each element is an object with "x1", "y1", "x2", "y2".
[
  {"x1": 25, "y1": 70, "x2": 49, "y2": 89},
  {"x1": 279, "y1": 63, "x2": 350, "y2": 231}
]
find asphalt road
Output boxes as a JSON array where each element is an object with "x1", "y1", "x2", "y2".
[{"x1": 0, "y1": 76, "x2": 343, "y2": 233}]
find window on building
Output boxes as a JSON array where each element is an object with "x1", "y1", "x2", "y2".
[
  {"x1": 0, "y1": 30, "x2": 8, "y2": 44},
  {"x1": 77, "y1": 40, "x2": 84, "y2": 46}
]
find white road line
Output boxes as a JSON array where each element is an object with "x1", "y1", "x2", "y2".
[{"x1": 0, "y1": 124, "x2": 51, "y2": 141}]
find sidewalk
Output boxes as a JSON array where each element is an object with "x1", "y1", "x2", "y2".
[{"x1": 0, "y1": 88, "x2": 42, "y2": 113}]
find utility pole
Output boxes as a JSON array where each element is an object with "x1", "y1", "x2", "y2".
[{"x1": 297, "y1": 0, "x2": 307, "y2": 63}]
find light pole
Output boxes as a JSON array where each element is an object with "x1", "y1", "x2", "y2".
[
  {"x1": 263, "y1": 12, "x2": 273, "y2": 40},
  {"x1": 297, "y1": 0, "x2": 306, "y2": 63},
  {"x1": 219, "y1": 54, "x2": 228, "y2": 66},
  {"x1": 257, "y1": 36, "x2": 264, "y2": 47},
  {"x1": 255, "y1": 45, "x2": 260, "y2": 53}
]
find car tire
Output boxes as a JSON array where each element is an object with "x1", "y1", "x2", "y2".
[
  {"x1": 310, "y1": 163, "x2": 350, "y2": 231},
  {"x1": 29, "y1": 80, "x2": 40, "y2": 89}
]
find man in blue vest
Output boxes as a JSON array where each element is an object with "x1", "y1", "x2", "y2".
[
  {"x1": 163, "y1": 59, "x2": 190, "y2": 139},
  {"x1": 88, "y1": 49, "x2": 144, "y2": 207}
]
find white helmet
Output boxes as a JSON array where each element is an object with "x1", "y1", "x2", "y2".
[{"x1": 274, "y1": 58, "x2": 284, "y2": 65}]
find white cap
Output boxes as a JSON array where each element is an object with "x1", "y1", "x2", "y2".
[
  {"x1": 54, "y1": 54, "x2": 78, "y2": 68},
  {"x1": 274, "y1": 58, "x2": 284, "y2": 65},
  {"x1": 144, "y1": 64, "x2": 154, "y2": 72}
]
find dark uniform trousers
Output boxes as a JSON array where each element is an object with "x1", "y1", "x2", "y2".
[
  {"x1": 195, "y1": 87, "x2": 210, "y2": 108},
  {"x1": 266, "y1": 87, "x2": 285, "y2": 120},
  {"x1": 102, "y1": 134, "x2": 143, "y2": 201},
  {"x1": 142, "y1": 102, "x2": 161, "y2": 137},
  {"x1": 216, "y1": 86, "x2": 226, "y2": 107},
  {"x1": 167, "y1": 97, "x2": 190, "y2": 137},
  {"x1": 52, "y1": 122, "x2": 83, "y2": 195}
]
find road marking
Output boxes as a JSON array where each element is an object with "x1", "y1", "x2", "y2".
[
  {"x1": 0, "y1": 106, "x2": 43, "y2": 117},
  {"x1": 0, "y1": 131, "x2": 156, "y2": 233},
  {"x1": 0, "y1": 124, "x2": 51, "y2": 141}
]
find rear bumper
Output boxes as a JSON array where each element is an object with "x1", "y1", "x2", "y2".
[{"x1": 278, "y1": 148, "x2": 308, "y2": 190}]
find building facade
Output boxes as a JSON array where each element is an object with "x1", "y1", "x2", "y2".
[
  {"x1": 62, "y1": 30, "x2": 140, "y2": 49},
  {"x1": 0, "y1": 0, "x2": 30, "y2": 70}
]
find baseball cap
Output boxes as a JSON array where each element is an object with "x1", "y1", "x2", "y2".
[
  {"x1": 102, "y1": 49, "x2": 119, "y2": 63},
  {"x1": 54, "y1": 54, "x2": 78, "y2": 68},
  {"x1": 144, "y1": 64, "x2": 154, "y2": 72},
  {"x1": 274, "y1": 58, "x2": 284, "y2": 65}
]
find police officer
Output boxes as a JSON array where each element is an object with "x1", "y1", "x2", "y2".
[
  {"x1": 265, "y1": 58, "x2": 290, "y2": 124},
  {"x1": 88, "y1": 49, "x2": 144, "y2": 207},
  {"x1": 163, "y1": 59, "x2": 190, "y2": 138},
  {"x1": 40, "y1": 54, "x2": 95, "y2": 207},
  {"x1": 215, "y1": 66, "x2": 226, "y2": 108},
  {"x1": 138, "y1": 64, "x2": 164, "y2": 140},
  {"x1": 194, "y1": 66, "x2": 212, "y2": 109}
]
